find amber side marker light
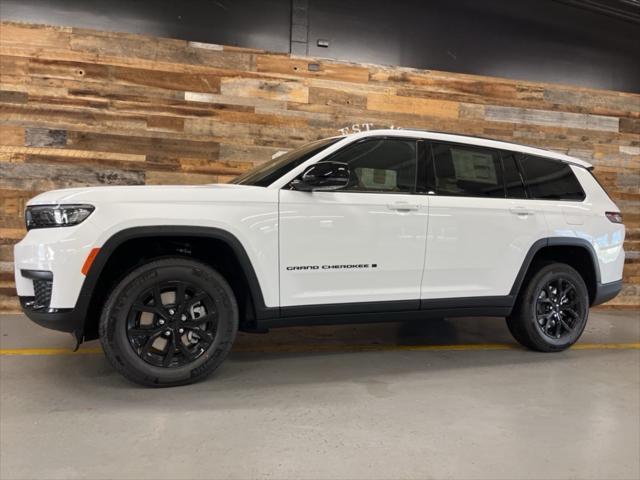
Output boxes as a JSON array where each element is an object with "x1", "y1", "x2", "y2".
[
  {"x1": 605, "y1": 212, "x2": 623, "y2": 224},
  {"x1": 81, "y1": 248, "x2": 100, "y2": 275}
]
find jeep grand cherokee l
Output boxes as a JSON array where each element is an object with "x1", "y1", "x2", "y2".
[{"x1": 14, "y1": 129, "x2": 625, "y2": 386}]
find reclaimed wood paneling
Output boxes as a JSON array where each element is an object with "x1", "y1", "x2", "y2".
[
  {"x1": 484, "y1": 105, "x2": 620, "y2": 132},
  {"x1": 0, "y1": 21, "x2": 638, "y2": 312}
]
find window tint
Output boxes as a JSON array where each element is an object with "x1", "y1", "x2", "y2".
[
  {"x1": 325, "y1": 138, "x2": 417, "y2": 193},
  {"x1": 501, "y1": 152, "x2": 527, "y2": 199},
  {"x1": 430, "y1": 142, "x2": 504, "y2": 198},
  {"x1": 518, "y1": 155, "x2": 585, "y2": 201}
]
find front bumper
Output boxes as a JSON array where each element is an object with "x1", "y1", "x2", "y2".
[
  {"x1": 19, "y1": 269, "x2": 85, "y2": 341},
  {"x1": 14, "y1": 220, "x2": 104, "y2": 342},
  {"x1": 14, "y1": 221, "x2": 100, "y2": 309},
  {"x1": 19, "y1": 296, "x2": 82, "y2": 339}
]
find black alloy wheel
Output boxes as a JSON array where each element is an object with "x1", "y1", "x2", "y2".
[
  {"x1": 126, "y1": 281, "x2": 218, "y2": 368},
  {"x1": 507, "y1": 262, "x2": 589, "y2": 352},
  {"x1": 100, "y1": 258, "x2": 238, "y2": 387},
  {"x1": 534, "y1": 277, "x2": 582, "y2": 340}
]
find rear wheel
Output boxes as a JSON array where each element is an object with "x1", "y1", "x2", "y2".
[
  {"x1": 99, "y1": 258, "x2": 238, "y2": 387},
  {"x1": 507, "y1": 263, "x2": 589, "y2": 352}
]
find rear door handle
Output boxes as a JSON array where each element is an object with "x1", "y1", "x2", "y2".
[
  {"x1": 510, "y1": 206, "x2": 534, "y2": 216},
  {"x1": 388, "y1": 202, "x2": 420, "y2": 211}
]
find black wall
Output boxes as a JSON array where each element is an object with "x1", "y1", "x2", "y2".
[
  {"x1": 307, "y1": 0, "x2": 640, "y2": 93},
  {"x1": 1, "y1": 0, "x2": 638, "y2": 93},
  {"x1": 0, "y1": 0, "x2": 292, "y2": 53}
]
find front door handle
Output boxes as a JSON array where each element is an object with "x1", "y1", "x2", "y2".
[
  {"x1": 388, "y1": 202, "x2": 420, "y2": 211},
  {"x1": 510, "y1": 206, "x2": 534, "y2": 216}
]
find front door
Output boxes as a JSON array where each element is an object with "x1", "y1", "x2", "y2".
[{"x1": 279, "y1": 137, "x2": 429, "y2": 308}]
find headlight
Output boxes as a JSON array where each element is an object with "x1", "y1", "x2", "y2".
[{"x1": 25, "y1": 204, "x2": 95, "y2": 230}]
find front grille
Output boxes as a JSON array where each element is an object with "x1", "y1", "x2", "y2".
[{"x1": 33, "y1": 279, "x2": 53, "y2": 309}]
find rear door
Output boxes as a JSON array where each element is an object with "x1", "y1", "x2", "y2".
[
  {"x1": 421, "y1": 142, "x2": 548, "y2": 300},
  {"x1": 279, "y1": 137, "x2": 429, "y2": 308}
]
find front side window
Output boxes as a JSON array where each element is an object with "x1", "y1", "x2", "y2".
[
  {"x1": 518, "y1": 155, "x2": 585, "y2": 201},
  {"x1": 430, "y1": 142, "x2": 504, "y2": 198},
  {"x1": 323, "y1": 138, "x2": 417, "y2": 193}
]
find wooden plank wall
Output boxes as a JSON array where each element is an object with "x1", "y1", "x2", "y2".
[{"x1": 0, "y1": 22, "x2": 638, "y2": 312}]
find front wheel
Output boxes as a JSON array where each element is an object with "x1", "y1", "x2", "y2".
[
  {"x1": 507, "y1": 263, "x2": 589, "y2": 352},
  {"x1": 99, "y1": 258, "x2": 238, "y2": 387}
]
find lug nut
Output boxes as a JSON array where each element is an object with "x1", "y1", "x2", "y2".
[
  {"x1": 158, "y1": 319, "x2": 165, "y2": 325},
  {"x1": 178, "y1": 328, "x2": 184, "y2": 334},
  {"x1": 169, "y1": 309, "x2": 175, "y2": 315},
  {"x1": 164, "y1": 330, "x2": 171, "y2": 336}
]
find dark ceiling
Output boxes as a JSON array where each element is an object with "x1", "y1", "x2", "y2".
[
  {"x1": 556, "y1": 0, "x2": 640, "y2": 23},
  {"x1": 1, "y1": 0, "x2": 638, "y2": 92}
]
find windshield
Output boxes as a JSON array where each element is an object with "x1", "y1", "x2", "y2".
[{"x1": 230, "y1": 137, "x2": 341, "y2": 187}]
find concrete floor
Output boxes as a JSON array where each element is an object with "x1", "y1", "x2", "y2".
[{"x1": 0, "y1": 310, "x2": 638, "y2": 480}]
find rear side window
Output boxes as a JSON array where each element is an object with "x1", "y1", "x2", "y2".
[
  {"x1": 430, "y1": 142, "x2": 504, "y2": 198},
  {"x1": 518, "y1": 155, "x2": 585, "y2": 201}
]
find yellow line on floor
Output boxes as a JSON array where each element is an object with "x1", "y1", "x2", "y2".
[
  {"x1": 0, "y1": 343, "x2": 638, "y2": 356},
  {"x1": 0, "y1": 347, "x2": 103, "y2": 356},
  {"x1": 572, "y1": 343, "x2": 640, "y2": 350}
]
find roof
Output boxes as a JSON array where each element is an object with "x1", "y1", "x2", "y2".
[{"x1": 341, "y1": 129, "x2": 593, "y2": 169}]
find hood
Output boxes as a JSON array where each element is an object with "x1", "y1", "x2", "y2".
[{"x1": 27, "y1": 183, "x2": 262, "y2": 206}]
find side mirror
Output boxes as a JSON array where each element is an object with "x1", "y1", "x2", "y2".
[{"x1": 290, "y1": 162, "x2": 350, "y2": 192}]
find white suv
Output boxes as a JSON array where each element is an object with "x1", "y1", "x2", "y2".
[{"x1": 14, "y1": 129, "x2": 625, "y2": 386}]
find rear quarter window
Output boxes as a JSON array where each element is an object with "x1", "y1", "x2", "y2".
[{"x1": 518, "y1": 155, "x2": 585, "y2": 201}]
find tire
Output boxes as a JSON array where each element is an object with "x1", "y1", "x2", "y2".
[
  {"x1": 99, "y1": 257, "x2": 238, "y2": 387},
  {"x1": 507, "y1": 262, "x2": 589, "y2": 352}
]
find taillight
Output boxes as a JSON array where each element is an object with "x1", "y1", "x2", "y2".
[{"x1": 605, "y1": 212, "x2": 623, "y2": 224}]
